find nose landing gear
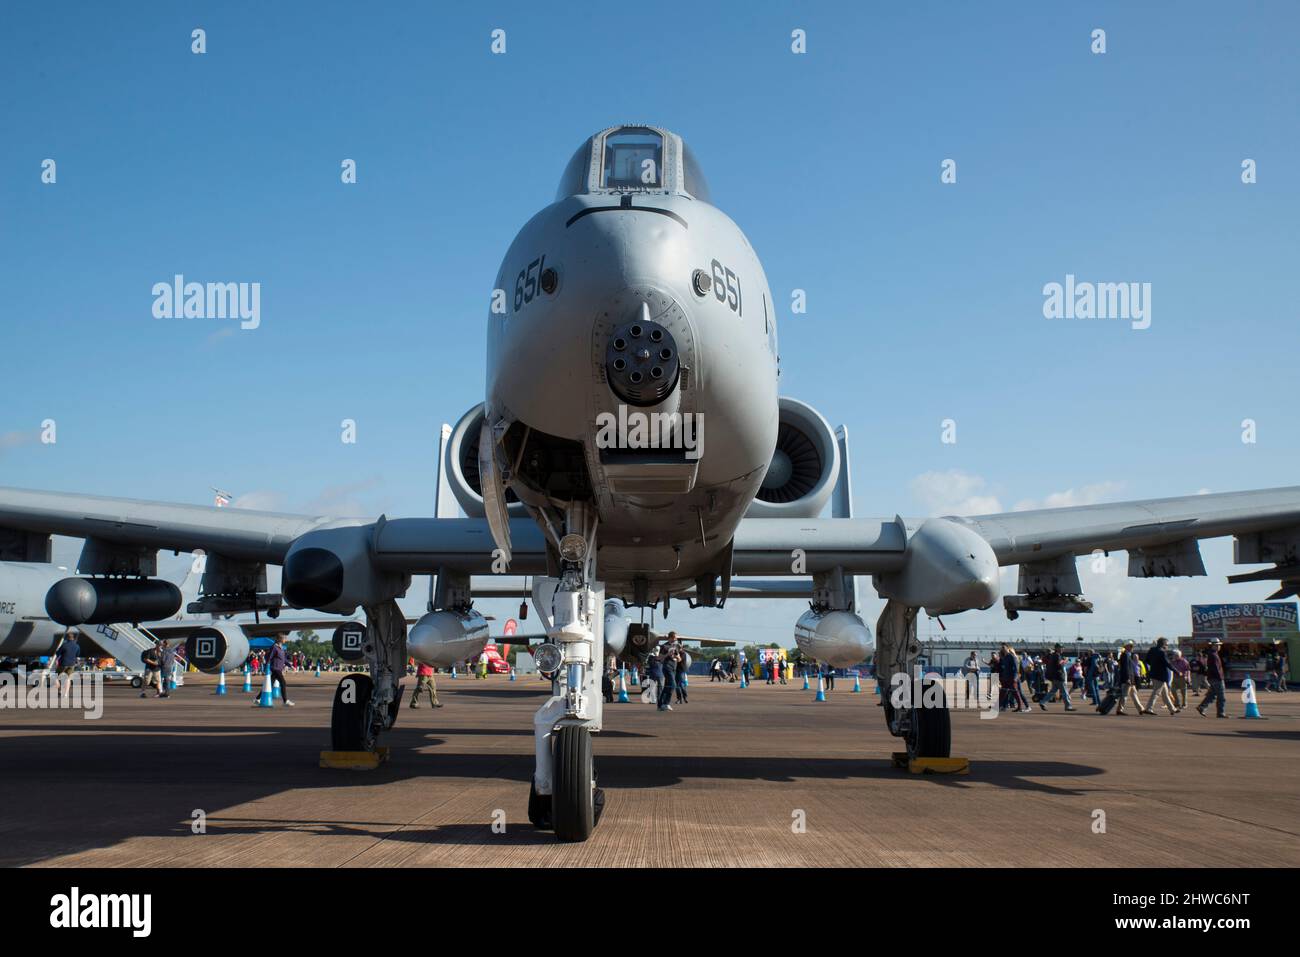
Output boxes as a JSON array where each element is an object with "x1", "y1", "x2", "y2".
[{"x1": 528, "y1": 510, "x2": 605, "y2": 842}]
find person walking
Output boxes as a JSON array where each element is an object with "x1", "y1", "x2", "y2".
[
  {"x1": 674, "y1": 646, "x2": 689, "y2": 704},
  {"x1": 1141, "y1": 637, "x2": 1180, "y2": 715},
  {"x1": 658, "y1": 644, "x2": 677, "y2": 712},
  {"x1": 51, "y1": 628, "x2": 81, "y2": 698},
  {"x1": 1039, "y1": 643, "x2": 1076, "y2": 711},
  {"x1": 141, "y1": 641, "x2": 163, "y2": 698},
  {"x1": 644, "y1": 651, "x2": 664, "y2": 706},
  {"x1": 1085, "y1": 649, "x2": 1103, "y2": 707},
  {"x1": 1169, "y1": 649, "x2": 1191, "y2": 710},
  {"x1": 259, "y1": 634, "x2": 295, "y2": 707},
  {"x1": 996, "y1": 645, "x2": 1020, "y2": 712},
  {"x1": 409, "y1": 661, "x2": 442, "y2": 708},
  {"x1": 1196, "y1": 638, "x2": 1228, "y2": 718},
  {"x1": 710, "y1": 658, "x2": 724, "y2": 682},
  {"x1": 1114, "y1": 641, "x2": 1144, "y2": 715},
  {"x1": 157, "y1": 640, "x2": 176, "y2": 699}
]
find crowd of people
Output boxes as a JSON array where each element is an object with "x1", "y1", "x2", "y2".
[{"x1": 977, "y1": 637, "x2": 1289, "y2": 718}]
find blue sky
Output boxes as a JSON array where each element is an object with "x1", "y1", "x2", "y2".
[{"x1": 2, "y1": 1, "x2": 1297, "y2": 644}]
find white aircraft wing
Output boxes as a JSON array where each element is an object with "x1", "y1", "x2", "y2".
[
  {"x1": 0, "y1": 486, "x2": 345, "y2": 564},
  {"x1": 730, "y1": 485, "x2": 1300, "y2": 614},
  {"x1": 955, "y1": 485, "x2": 1300, "y2": 567}
]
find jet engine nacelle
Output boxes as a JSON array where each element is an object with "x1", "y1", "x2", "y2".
[
  {"x1": 603, "y1": 600, "x2": 628, "y2": 656},
  {"x1": 745, "y1": 397, "x2": 840, "y2": 518},
  {"x1": 282, "y1": 524, "x2": 410, "y2": 615},
  {"x1": 794, "y1": 609, "x2": 873, "y2": 667},
  {"x1": 184, "y1": 624, "x2": 250, "y2": 675},
  {"x1": 446, "y1": 403, "x2": 530, "y2": 519},
  {"x1": 408, "y1": 608, "x2": 490, "y2": 666},
  {"x1": 45, "y1": 577, "x2": 182, "y2": 626}
]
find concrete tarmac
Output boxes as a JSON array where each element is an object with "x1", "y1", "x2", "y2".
[{"x1": 1, "y1": 672, "x2": 1296, "y2": 867}]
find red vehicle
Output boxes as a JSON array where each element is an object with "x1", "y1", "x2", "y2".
[{"x1": 481, "y1": 619, "x2": 517, "y2": 674}]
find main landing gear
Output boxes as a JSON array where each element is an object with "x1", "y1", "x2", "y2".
[
  {"x1": 876, "y1": 599, "x2": 951, "y2": 760},
  {"x1": 330, "y1": 598, "x2": 406, "y2": 753}
]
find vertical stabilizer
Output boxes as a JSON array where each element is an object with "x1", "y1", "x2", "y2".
[{"x1": 833, "y1": 425, "x2": 863, "y2": 614}]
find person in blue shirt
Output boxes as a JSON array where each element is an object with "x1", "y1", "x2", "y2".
[{"x1": 53, "y1": 629, "x2": 80, "y2": 696}]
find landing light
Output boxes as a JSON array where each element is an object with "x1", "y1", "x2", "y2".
[
  {"x1": 559, "y1": 533, "x2": 587, "y2": 563},
  {"x1": 535, "y1": 643, "x2": 563, "y2": 673}
]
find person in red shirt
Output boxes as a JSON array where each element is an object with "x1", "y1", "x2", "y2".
[{"x1": 410, "y1": 661, "x2": 442, "y2": 708}]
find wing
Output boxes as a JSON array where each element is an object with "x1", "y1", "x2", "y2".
[
  {"x1": 730, "y1": 485, "x2": 1300, "y2": 616},
  {"x1": 0, "y1": 486, "x2": 547, "y2": 616},
  {"x1": 0, "y1": 486, "x2": 341, "y2": 564},
  {"x1": 958, "y1": 485, "x2": 1300, "y2": 568}
]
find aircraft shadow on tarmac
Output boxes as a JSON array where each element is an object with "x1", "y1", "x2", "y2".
[
  {"x1": 1188, "y1": 729, "x2": 1300, "y2": 742},
  {"x1": 0, "y1": 724, "x2": 1104, "y2": 865},
  {"x1": 155, "y1": 817, "x2": 574, "y2": 848}
]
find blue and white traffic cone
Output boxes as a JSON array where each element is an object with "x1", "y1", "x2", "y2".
[
  {"x1": 272, "y1": 678, "x2": 282, "y2": 700},
  {"x1": 815, "y1": 675, "x2": 827, "y2": 702},
  {"x1": 167, "y1": 672, "x2": 177, "y2": 691},
  {"x1": 509, "y1": 668, "x2": 516, "y2": 682},
  {"x1": 242, "y1": 669, "x2": 252, "y2": 693},
  {"x1": 215, "y1": 669, "x2": 227, "y2": 695},
  {"x1": 451, "y1": 666, "x2": 458, "y2": 679},
  {"x1": 852, "y1": 673, "x2": 862, "y2": 693},
  {"x1": 631, "y1": 670, "x2": 639, "y2": 687},
  {"x1": 256, "y1": 671, "x2": 274, "y2": 707},
  {"x1": 618, "y1": 668, "x2": 629, "y2": 703},
  {"x1": 315, "y1": 664, "x2": 321, "y2": 678},
  {"x1": 682, "y1": 671, "x2": 689, "y2": 687},
  {"x1": 802, "y1": 673, "x2": 809, "y2": 691},
  {"x1": 739, "y1": 672, "x2": 747, "y2": 688},
  {"x1": 1242, "y1": 677, "x2": 1264, "y2": 718}
]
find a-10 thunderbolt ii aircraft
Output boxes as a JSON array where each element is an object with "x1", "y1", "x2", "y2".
[{"x1": 3, "y1": 125, "x2": 1300, "y2": 842}]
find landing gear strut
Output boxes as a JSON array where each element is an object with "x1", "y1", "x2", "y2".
[
  {"x1": 876, "y1": 599, "x2": 951, "y2": 760},
  {"x1": 329, "y1": 598, "x2": 406, "y2": 753},
  {"x1": 528, "y1": 507, "x2": 604, "y2": 842}
]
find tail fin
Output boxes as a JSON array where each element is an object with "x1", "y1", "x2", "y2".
[
  {"x1": 832, "y1": 425, "x2": 863, "y2": 615},
  {"x1": 429, "y1": 423, "x2": 455, "y2": 611}
]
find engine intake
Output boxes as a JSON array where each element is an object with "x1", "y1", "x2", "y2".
[
  {"x1": 446, "y1": 404, "x2": 527, "y2": 519},
  {"x1": 746, "y1": 397, "x2": 840, "y2": 518},
  {"x1": 282, "y1": 524, "x2": 409, "y2": 615}
]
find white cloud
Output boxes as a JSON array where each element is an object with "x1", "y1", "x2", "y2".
[
  {"x1": 1012, "y1": 481, "x2": 1125, "y2": 512},
  {"x1": 910, "y1": 470, "x2": 1002, "y2": 516}
]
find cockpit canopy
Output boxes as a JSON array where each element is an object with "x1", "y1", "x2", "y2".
[{"x1": 555, "y1": 125, "x2": 711, "y2": 203}]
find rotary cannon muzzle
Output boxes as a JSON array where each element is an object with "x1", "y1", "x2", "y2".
[{"x1": 605, "y1": 313, "x2": 680, "y2": 407}]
